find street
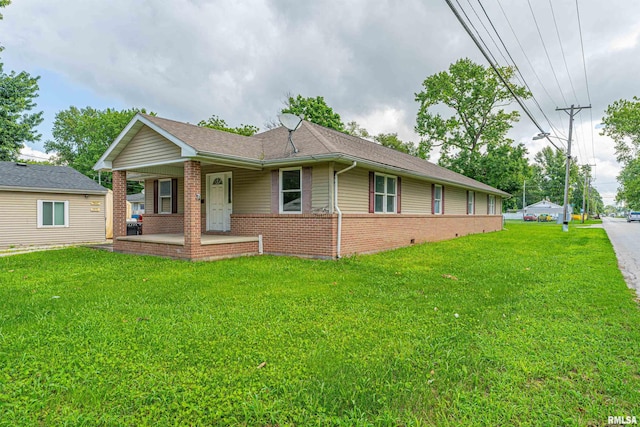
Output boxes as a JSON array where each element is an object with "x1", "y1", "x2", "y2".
[{"x1": 602, "y1": 217, "x2": 640, "y2": 298}]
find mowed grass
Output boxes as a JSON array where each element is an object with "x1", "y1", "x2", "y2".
[{"x1": 0, "y1": 223, "x2": 638, "y2": 426}]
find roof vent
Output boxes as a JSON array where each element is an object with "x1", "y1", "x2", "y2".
[{"x1": 16, "y1": 162, "x2": 27, "y2": 167}]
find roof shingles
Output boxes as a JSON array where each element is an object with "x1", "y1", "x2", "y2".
[{"x1": 0, "y1": 162, "x2": 107, "y2": 193}]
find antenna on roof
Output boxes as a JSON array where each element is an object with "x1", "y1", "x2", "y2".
[{"x1": 278, "y1": 113, "x2": 303, "y2": 154}]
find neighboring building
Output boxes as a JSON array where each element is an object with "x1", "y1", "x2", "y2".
[
  {"x1": 522, "y1": 199, "x2": 572, "y2": 218},
  {"x1": 0, "y1": 161, "x2": 108, "y2": 249},
  {"x1": 127, "y1": 192, "x2": 145, "y2": 217},
  {"x1": 94, "y1": 113, "x2": 510, "y2": 261}
]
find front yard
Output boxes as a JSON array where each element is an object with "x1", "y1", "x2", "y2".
[{"x1": 0, "y1": 223, "x2": 638, "y2": 426}]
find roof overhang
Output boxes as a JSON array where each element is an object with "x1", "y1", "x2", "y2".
[{"x1": 0, "y1": 186, "x2": 107, "y2": 195}]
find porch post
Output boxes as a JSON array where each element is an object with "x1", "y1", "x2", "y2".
[
  {"x1": 184, "y1": 160, "x2": 202, "y2": 257},
  {"x1": 112, "y1": 170, "x2": 127, "y2": 239}
]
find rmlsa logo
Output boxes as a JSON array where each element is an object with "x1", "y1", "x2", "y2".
[{"x1": 609, "y1": 416, "x2": 637, "y2": 425}]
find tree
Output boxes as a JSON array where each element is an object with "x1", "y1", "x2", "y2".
[
  {"x1": 45, "y1": 107, "x2": 150, "y2": 191},
  {"x1": 415, "y1": 58, "x2": 530, "y2": 178},
  {"x1": 601, "y1": 97, "x2": 640, "y2": 206},
  {"x1": 0, "y1": 1, "x2": 44, "y2": 161},
  {"x1": 477, "y1": 140, "x2": 530, "y2": 210},
  {"x1": 374, "y1": 133, "x2": 417, "y2": 156},
  {"x1": 531, "y1": 146, "x2": 579, "y2": 206},
  {"x1": 281, "y1": 95, "x2": 345, "y2": 132},
  {"x1": 198, "y1": 115, "x2": 258, "y2": 136}
]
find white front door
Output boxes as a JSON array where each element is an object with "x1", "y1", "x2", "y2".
[{"x1": 206, "y1": 172, "x2": 232, "y2": 231}]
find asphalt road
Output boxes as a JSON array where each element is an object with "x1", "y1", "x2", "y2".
[{"x1": 602, "y1": 217, "x2": 640, "y2": 298}]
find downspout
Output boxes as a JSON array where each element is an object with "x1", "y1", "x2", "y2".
[{"x1": 334, "y1": 161, "x2": 357, "y2": 259}]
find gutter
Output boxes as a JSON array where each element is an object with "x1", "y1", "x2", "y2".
[{"x1": 334, "y1": 161, "x2": 357, "y2": 259}]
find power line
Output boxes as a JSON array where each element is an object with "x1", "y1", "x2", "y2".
[
  {"x1": 444, "y1": 0, "x2": 563, "y2": 152},
  {"x1": 548, "y1": 0, "x2": 579, "y2": 103},
  {"x1": 575, "y1": 0, "x2": 596, "y2": 163},
  {"x1": 526, "y1": 0, "x2": 568, "y2": 106}
]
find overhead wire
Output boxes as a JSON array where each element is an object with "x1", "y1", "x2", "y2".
[
  {"x1": 575, "y1": 0, "x2": 596, "y2": 163},
  {"x1": 443, "y1": 0, "x2": 563, "y2": 151}
]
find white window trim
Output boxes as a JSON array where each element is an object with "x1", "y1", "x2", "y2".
[
  {"x1": 433, "y1": 185, "x2": 443, "y2": 215},
  {"x1": 279, "y1": 167, "x2": 302, "y2": 214},
  {"x1": 37, "y1": 200, "x2": 69, "y2": 228},
  {"x1": 374, "y1": 173, "x2": 397, "y2": 214},
  {"x1": 488, "y1": 195, "x2": 496, "y2": 215},
  {"x1": 467, "y1": 191, "x2": 475, "y2": 215},
  {"x1": 158, "y1": 178, "x2": 172, "y2": 214}
]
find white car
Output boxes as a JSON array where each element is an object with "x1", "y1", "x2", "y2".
[{"x1": 627, "y1": 212, "x2": 640, "y2": 222}]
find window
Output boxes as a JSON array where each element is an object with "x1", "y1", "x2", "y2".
[
  {"x1": 280, "y1": 168, "x2": 302, "y2": 213},
  {"x1": 488, "y1": 195, "x2": 496, "y2": 215},
  {"x1": 467, "y1": 191, "x2": 475, "y2": 215},
  {"x1": 158, "y1": 179, "x2": 172, "y2": 214},
  {"x1": 38, "y1": 200, "x2": 68, "y2": 227},
  {"x1": 374, "y1": 173, "x2": 397, "y2": 213},
  {"x1": 433, "y1": 185, "x2": 443, "y2": 214}
]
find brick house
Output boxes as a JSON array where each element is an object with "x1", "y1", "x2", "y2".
[{"x1": 94, "y1": 113, "x2": 509, "y2": 261}]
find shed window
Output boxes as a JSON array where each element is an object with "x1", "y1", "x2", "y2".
[{"x1": 38, "y1": 200, "x2": 68, "y2": 227}]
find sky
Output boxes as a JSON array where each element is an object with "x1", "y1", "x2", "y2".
[{"x1": 2, "y1": 0, "x2": 639, "y2": 206}]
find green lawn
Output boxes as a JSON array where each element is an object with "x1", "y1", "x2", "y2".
[{"x1": 1, "y1": 222, "x2": 638, "y2": 426}]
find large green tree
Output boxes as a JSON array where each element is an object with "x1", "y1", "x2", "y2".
[
  {"x1": 531, "y1": 146, "x2": 579, "y2": 206},
  {"x1": 0, "y1": 0, "x2": 43, "y2": 161},
  {"x1": 45, "y1": 107, "x2": 150, "y2": 191},
  {"x1": 198, "y1": 115, "x2": 258, "y2": 136},
  {"x1": 415, "y1": 58, "x2": 531, "y2": 183},
  {"x1": 281, "y1": 95, "x2": 345, "y2": 132},
  {"x1": 601, "y1": 96, "x2": 640, "y2": 207}
]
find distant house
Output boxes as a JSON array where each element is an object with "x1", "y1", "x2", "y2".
[
  {"x1": 522, "y1": 199, "x2": 572, "y2": 217},
  {"x1": 0, "y1": 161, "x2": 108, "y2": 249},
  {"x1": 126, "y1": 192, "x2": 145, "y2": 217},
  {"x1": 94, "y1": 113, "x2": 510, "y2": 261}
]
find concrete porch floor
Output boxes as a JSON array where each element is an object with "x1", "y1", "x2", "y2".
[{"x1": 116, "y1": 233, "x2": 259, "y2": 246}]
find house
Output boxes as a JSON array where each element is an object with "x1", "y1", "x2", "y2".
[
  {"x1": 522, "y1": 199, "x2": 572, "y2": 219},
  {"x1": 0, "y1": 161, "x2": 108, "y2": 249},
  {"x1": 127, "y1": 192, "x2": 145, "y2": 217},
  {"x1": 94, "y1": 113, "x2": 510, "y2": 261}
]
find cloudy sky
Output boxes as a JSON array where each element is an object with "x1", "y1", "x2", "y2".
[{"x1": 2, "y1": 0, "x2": 639, "y2": 205}]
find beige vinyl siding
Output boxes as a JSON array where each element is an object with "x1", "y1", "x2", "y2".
[
  {"x1": 0, "y1": 191, "x2": 105, "y2": 249},
  {"x1": 200, "y1": 165, "x2": 270, "y2": 214},
  {"x1": 444, "y1": 186, "x2": 467, "y2": 214},
  {"x1": 312, "y1": 163, "x2": 331, "y2": 212},
  {"x1": 401, "y1": 176, "x2": 430, "y2": 213},
  {"x1": 113, "y1": 126, "x2": 182, "y2": 169},
  {"x1": 145, "y1": 178, "x2": 184, "y2": 214},
  {"x1": 336, "y1": 167, "x2": 369, "y2": 213},
  {"x1": 477, "y1": 192, "x2": 488, "y2": 214}
]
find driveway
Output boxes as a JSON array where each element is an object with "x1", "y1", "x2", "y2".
[{"x1": 602, "y1": 217, "x2": 640, "y2": 298}]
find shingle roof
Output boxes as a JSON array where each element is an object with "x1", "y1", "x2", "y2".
[
  {"x1": 108, "y1": 114, "x2": 509, "y2": 197},
  {"x1": 0, "y1": 161, "x2": 107, "y2": 194},
  {"x1": 126, "y1": 192, "x2": 145, "y2": 203}
]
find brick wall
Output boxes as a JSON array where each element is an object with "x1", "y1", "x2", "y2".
[
  {"x1": 141, "y1": 214, "x2": 184, "y2": 234},
  {"x1": 114, "y1": 239, "x2": 259, "y2": 261},
  {"x1": 340, "y1": 214, "x2": 503, "y2": 256},
  {"x1": 183, "y1": 160, "x2": 202, "y2": 256},
  {"x1": 231, "y1": 214, "x2": 337, "y2": 258}
]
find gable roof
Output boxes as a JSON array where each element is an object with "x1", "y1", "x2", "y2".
[
  {"x1": 95, "y1": 113, "x2": 510, "y2": 197},
  {"x1": 525, "y1": 200, "x2": 563, "y2": 209},
  {"x1": 0, "y1": 162, "x2": 107, "y2": 194}
]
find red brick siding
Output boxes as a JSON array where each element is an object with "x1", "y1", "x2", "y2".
[
  {"x1": 231, "y1": 214, "x2": 337, "y2": 258},
  {"x1": 183, "y1": 160, "x2": 202, "y2": 255},
  {"x1": 141, "y1": 214, "x2": 184, "y2": 234},
  {"x1": 340, "y1": 214, "x2": 503, "y2": 256},
  {"x1": 114, "y1": 240, "x2": 258, "y2": 261}
]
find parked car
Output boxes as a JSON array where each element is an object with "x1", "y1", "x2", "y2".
[
  {"x1": 523, "y1": 214, "x2": 537, "y2": 222},
  {"x1": 537, "y1": 214, "x2": 553, "y2": 222},
  {"x1": 627, "y1": 212, "x2": 640, "y2": 222}
]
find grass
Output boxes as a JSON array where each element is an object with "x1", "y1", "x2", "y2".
[{"x1": 0, "y1": 222, "x2": 638, "y2": 426}]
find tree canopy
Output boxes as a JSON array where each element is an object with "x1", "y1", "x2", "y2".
[
  {"x1": 45, "y1": 107, "x2": 150, "y2": 191},
  {"x1": 281, "y1": 95, "x2": 345, "y2": 132},
  {"x1": 0, "y1": 0, "x2": 43, "y2": 161},
  {"x1": 198, "y1": 115, "x2": 258, "y2": 136}
]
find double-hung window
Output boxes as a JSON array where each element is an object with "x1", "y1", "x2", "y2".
[
  {"x1": 374, "y1": 174, "x2": 397, "y2": 213},
  {"x1": 433, "y1": 185, "x2": 443, "y2": 214},
  {"x1": 158, "y1": 179, "x2": 172, "y2": 214},
  {"x1": 488, "y1": 195, "x2": 496, "y2": 215},
  {"x1": 467, "y1": 191, "x2": 475, "y2": 215},
  {"x1": 38, "y1": 200, "x2": 68, "y2": 227},
  {"x1": 280, "y1": 168, "x2": 302, "y2": 213}
]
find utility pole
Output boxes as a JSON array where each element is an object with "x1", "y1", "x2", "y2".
[
  {"x1": 523, "y1": 180, "x2": 526, "y2": 212},
  {"x1": 557, "y1": 104, "x2": 591, "y2": 232}
]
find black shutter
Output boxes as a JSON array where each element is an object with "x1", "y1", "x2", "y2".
[
  {"x1": 369, "y1": 172, "x2": 375, "y2": 213},
  {"x1": 396, "y1": 177, "x2": 401, "y2": 214},
  {"x1": 171, "y1": 178, "x2": 178, "y2": 214},
  {"x1": 153, "y1": 180, "x2": 158, "y2": 214}
]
